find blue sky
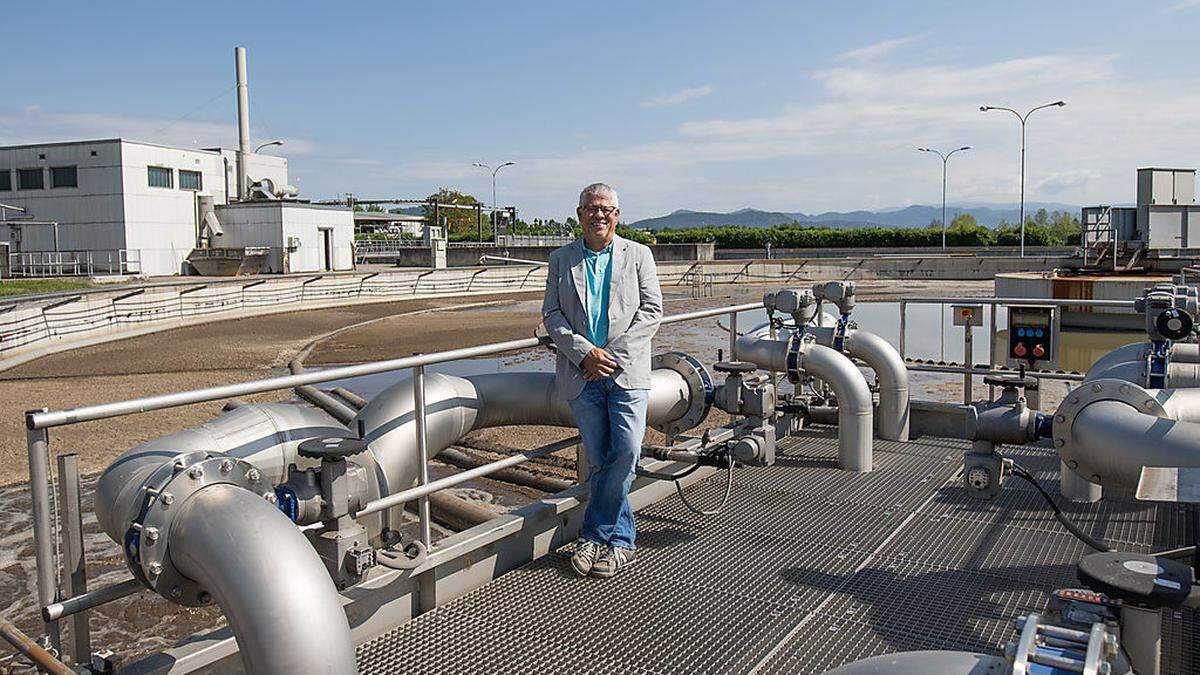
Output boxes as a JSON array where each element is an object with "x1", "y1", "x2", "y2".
[{"x1": 4, "y1": 1, "x2": 1199, "y2": 221}]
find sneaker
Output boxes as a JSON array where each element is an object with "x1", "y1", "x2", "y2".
[
  {"x1": 591, "y1": 546, "x2": 636, "y2": 578},
  {"x1": 570, "y1": 539, "x2": 603, "y2": 576}
]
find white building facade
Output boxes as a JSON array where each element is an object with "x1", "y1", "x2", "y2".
[{"x1": 0, "y1": 139, "x2": 288, "y2": 275}]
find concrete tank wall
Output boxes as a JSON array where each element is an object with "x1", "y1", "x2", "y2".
[
  {"x1": 392, "y1": 243, "x2": 715, "y2": 267},
  {"x1": 995, "y1": 271, "x2": 1171, "y2": 329}
]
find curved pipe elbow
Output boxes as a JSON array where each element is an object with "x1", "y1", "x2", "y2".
[
  {"x1": 1064, "y1": 400, "x2": 1200, "y2": 489},
  {"x1": 843, "y1": 329, "x2": 910, "y2": 442},
  {"x1": 171, "y1": 484, "x2": 357, "y2": 675},
  {"x1": 797, "y1": 343, "x2": 874, "y2": 472}
]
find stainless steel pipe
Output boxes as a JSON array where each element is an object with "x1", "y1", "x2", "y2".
[
  {"x1": 1066, "y1": 401, "x2": 1200, "y2": 488},
  {"x1": 734, "y1": 330, "x2": 873, "y2": 471},
  {"x1": 96, "y1": 403, "x2": 352, "y2": 542},
  {"x1": 355, "y1": 369, "x2": 691, "y2": 518},
  {"x1": 801, "y1": 326, "x2": 908, "y2": 442},
  {"x1": 171, "y1": 484, "x2": 357, "y2": 675},
  {"x1": 798, "y1": 343, "x2": 874, "y2": 471}
]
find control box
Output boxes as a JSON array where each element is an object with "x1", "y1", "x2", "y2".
[
  {"x1": 951, "y1": 304, "x2": 984, "y2": 327},
  {"x1": 1007, "y1": 305, "x2": 1056, "y2": 367}
]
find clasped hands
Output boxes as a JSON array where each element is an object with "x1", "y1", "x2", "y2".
[{"x1": 581, "y1": 347, "x2": 620, "y2": 381}]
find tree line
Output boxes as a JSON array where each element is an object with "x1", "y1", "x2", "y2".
[
  {"x1": 652, "y1": 209, "x2": 1081, "y2": 249},
  {"x1": 356, "y1": 188, "x2": 1080, "y2": 249}
]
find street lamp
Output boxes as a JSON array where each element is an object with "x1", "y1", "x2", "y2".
[
  {"x1": 254, "y1": 140, "x2": 284, "y2": 153},
  {"x1": 473, "y1": 161, "x2": 516, "y2": 240},
  {"x1": 472, "y1": 161, "x2": 516, "y2": 210},
  {"x1": 917, "y1": 146, "x2": 971, "y2": 250},
  {"x1": 980, "y1": 101, "x2": 1066, "y2": 256}
]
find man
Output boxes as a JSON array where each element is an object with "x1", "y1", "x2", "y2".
[{"x1": 542, "y1": 183, "x2": 662, "y2": 578}]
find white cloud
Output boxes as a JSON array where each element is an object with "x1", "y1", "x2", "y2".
[
  {"x1": 1164, "y1": 0, "x2": 1200, "y2": 12},
  {"x1": 834, "y1": 34, "x2": 925, "y2": 62},
  {"x1": 1033, "y1": 170, "x2": 1102, "y2": 194},
  {"x1": 323, "y1": 51, "x2": 1200, "y2": 219},
  {"x1": 0, "y1": 106, "x2": 319, "y2": 156},
  {"x1": 639, "y1": 85, "x2": 714, "y2": 108}
]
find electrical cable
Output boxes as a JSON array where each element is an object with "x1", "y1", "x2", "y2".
[
  {"x1": 673, "y1": 459, "x2": 736, "y2": 517},
  {"x1": 1009, "y1": 462, "x2": 1111, "y2": 553},
  {"x1": 635, "y1": 463, "x2": 703, "y2": 482}
]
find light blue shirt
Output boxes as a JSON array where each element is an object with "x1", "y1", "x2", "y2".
[{"x1": 583, "y1": 241, "x2": 613, "y2": 347}]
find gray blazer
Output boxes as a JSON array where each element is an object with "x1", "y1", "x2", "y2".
[{"x1": 542, "y1": 235, "x2": 662, "y2": 400}]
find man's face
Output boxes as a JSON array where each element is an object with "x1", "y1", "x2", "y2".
[{"x1": 577, "y1": 193, "x2": 620, "y2": 246}]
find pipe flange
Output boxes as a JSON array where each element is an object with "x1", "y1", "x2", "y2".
[
  {"x1": 126, "y1": 452, "x2": 273, "y2": 606},
  {"x1": 1051, "y1": 378, "x2": 1168, "y2": 466},
  {"x1": 784, "y1": 333, "x2": 817, "y2": 384},
  {"x1": 651, "y1": 352, "x2": 713, "y2": 436}
]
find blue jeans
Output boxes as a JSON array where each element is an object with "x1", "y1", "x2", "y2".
[{"x1": 568, "y1": 378, "x2": 649, "y2": 550}]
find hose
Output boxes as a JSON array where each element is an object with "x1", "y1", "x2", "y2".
[{"x1": 1010, "y1": 463, "x2": 1111, "y2": 553}]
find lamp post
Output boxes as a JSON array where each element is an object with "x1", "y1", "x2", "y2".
[
  {"x1": 253, "y1": 140, "x2": 283, "y2": 153},
  {"x1": 917, "y1": 146, "x2": 971, "y2": 250},
  {"x1": 473, "y1": 162, "x2": 516, "y2": 242},
  {"x1": 980, "y1": 101, "x2": 1066, "y2": 256}
]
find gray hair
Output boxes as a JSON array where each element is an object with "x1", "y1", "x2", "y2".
[{"x1": 578, "y1": 182, "x2": 619, "y2": 209}]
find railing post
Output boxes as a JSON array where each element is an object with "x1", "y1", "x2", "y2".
[
  {"x1": 962, "y1": 322, "x2": 974, "y2": 404},
  {"x1": 412, "y1": 364, "x2": 432, "y2": 549},
  {"x1": 56, "y1": 453, "x2": 89, "y2": 664},
  {"x1": 898, "y1": 300, "x2": 907, "y2": 359},
  {"x1": 728, "y1": 310, "x2": 738, "y2": 360},
  {"x1": 25, "y1": 410, "x2": 61, "y2": 652}
]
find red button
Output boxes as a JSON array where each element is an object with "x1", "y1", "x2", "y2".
[
  {"x1": 1014, "y1": 343, "x2": 1027, "y2": 357},
  {"x1": 1032, "y1": 344, "x2": 1045, "y2": 358}
]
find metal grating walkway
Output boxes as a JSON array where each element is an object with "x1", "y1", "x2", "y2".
[{"x1": 356, "y1": 428, "x2": 1199, "y2": 674}]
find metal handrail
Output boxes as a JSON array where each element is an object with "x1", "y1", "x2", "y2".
[
  {"x1": 356, "y1": 436, "x2": 581, "y2": 518},
  {"x1": 29, "y1": 301, "x2": 762, "y2": 429},
  {"x1": 901, "y1": 296, "x2": 1134, "y2": 308}
]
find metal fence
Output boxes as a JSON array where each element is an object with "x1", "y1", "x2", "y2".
[
  {"x1": 7, "y1": 250, "x2": 141, "y2": 278},
  {"x1": 0, "y1": 267, "x2": 551, "y2": 358}
]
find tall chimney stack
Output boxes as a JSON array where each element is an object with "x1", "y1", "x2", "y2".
[{"x1": 235, "y1": 47, "x2": 251, "y2": 201}]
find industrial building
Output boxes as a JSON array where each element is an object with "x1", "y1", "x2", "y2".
[
  {"x1": 1082, "y1": 167, "x2": 1200, "y2": 261},
  {"x1": 0, "y1": 48, "x2": 355, "y2": 278},
  {"x1": 0, "y1": 138, "x2": 290, "y2": 275}
]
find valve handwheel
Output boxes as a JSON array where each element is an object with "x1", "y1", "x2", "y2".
[
  {"x1": 713, "y1": 361, "x2": 757, "y2": 374},
  {"x1": 298, "y1": 437, "x2": 368, "y2": 461},
  {"x1": 982, "y1": 373, "x2": 1038, "y2": 390}
]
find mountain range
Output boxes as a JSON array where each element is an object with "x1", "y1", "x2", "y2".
[{"x1": 628, "y1": 202, "x2": 1081, "y2": 230}]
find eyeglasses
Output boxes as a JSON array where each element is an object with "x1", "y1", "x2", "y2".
[{"x1": 580, "y1": 205, "x2": 618, "y2": 216}]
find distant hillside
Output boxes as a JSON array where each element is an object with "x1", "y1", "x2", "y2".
[{"x1": 631, "y1": 202, "x2": 1080, "y2": 230}]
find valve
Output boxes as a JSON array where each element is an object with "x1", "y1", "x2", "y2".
[
  {"x1": 712, "y1": 361, "x2": 777, "y2": 466},
  {"x1": 293, "y1": 437, "x2": 375, "y2": 588}
]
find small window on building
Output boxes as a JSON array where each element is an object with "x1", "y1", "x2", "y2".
[
  {"x1": 18, "y1": 168, "x2": 44, "y2": 190},
  {"x1": 179, "y1": 169, "x2": 202, "y2": 191},
  {"x1": 147, "y1": 166, "x2": 173, "y2": 188},
  {"x1": 50, "y1": 166, "x2": 78, "y2": 188},
  {"x1": 0, "y1": 171, "x2": 11, "y2": 192}
]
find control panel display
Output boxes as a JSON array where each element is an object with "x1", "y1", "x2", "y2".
[{"x1": 1008, "y1": 306, "x2": 1055, "y2": 365}]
